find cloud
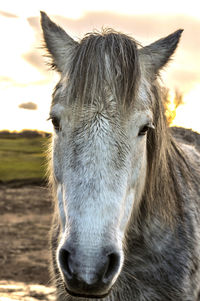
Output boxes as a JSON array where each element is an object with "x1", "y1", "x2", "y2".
[
  {"x1": 164, "y1": 69, "x2": 200, "y2": 93},
  {"x1": 0, "y1": 76, "x2": 14, "y2": 83},
  {"x1": 170, "y1": 70, "x2": 200, "y2": 86},
  {"x1": 22, "y1": 52, "x2": 47, "y2": 74},
  {"x1": 18, "y1": 102, "x2": 38, "y2": 110},
  {"x1": 27, "y1": 16, "x2": 40, "y2": 32},
  {"x1": 0, "y1": 11, "x2": 18, "y2": 18}
]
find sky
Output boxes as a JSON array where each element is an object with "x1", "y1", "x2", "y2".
[{"x1": 0, "y1": 0, "x2": 200, "y2": 133}]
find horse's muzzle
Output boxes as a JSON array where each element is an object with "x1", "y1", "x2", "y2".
[
  {"x1": 58, "y1": 242, "x2": 121, "y2": 297},
  {"x1": 64, "y1": 285, "x2": 110, "y2": 299}
]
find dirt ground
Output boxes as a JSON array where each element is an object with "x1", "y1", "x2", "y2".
[{"x1": 0, "y1": 184, "x2": 56, "y2": 300}]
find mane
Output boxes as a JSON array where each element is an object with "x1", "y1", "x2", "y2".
[
  {"x1": 57, "y1": 28, "x2": 140, "y2": 111},
  {"x1": 141, "y1": 82, "x2": 192, "y2": 225}
]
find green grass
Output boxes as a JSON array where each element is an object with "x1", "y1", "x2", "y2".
[{"x1": 0, "y1": 136, "x2": 49, "y2": 182}]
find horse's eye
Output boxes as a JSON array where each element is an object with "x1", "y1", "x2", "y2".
[
  {"x1": 138, "y1": 122, "x2": 155, "y2": 136},
  {"x1": 138, "y1": 125, "x2": 149, "y2": 136},
  {"x1": 51, "y1": 117, "x2": 61, "y2": 131}
]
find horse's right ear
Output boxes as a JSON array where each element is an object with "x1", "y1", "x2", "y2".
[{"x1": 40, "y1": 11, "x2": 77, "y2": 73}]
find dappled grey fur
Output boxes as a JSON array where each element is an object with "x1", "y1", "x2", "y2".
[{"x1": 41, "y1": 12, "x2": 200, "y2": 301}]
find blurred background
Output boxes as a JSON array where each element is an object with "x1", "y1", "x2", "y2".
[{"x1": 0, "y1": 1, "x2": 199, "y2": 300}]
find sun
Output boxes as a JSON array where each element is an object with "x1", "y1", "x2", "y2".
[{"x1": 172, "y1": 84, "x2": 200, "y2": 133}]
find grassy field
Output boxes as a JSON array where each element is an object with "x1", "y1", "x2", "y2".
[{"x1": 0, "y1": 136, "x2": 49, "y2": 182}]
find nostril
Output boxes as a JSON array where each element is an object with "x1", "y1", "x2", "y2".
[
  {"x1": 103, "y1": 252, "x2": 120, "y2": 283},
  {"x1": 59, "y1": 248, "x2": 73, "y2": 279}
]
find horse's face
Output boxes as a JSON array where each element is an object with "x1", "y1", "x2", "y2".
[
  {"x1": 50, "y1": 87, "x2": 153, "y2": 297},
  {"x1": 41, "y1": 12, "x2": 182, "y2": 298}
]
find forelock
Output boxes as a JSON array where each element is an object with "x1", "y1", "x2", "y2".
[{"x1": 54, "y1": 28, "x2": 141, "y2": 111}]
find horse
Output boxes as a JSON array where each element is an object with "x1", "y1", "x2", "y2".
[{"x1": 40, "y1": 12, "x2": 200, "y2": 301}]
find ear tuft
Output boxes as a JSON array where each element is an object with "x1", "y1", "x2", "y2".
[
  {"x1": 139, "y1": 29, "x2": 183, "y2": 75},
  {"x1": 40, "y1": 11, "x2": 77, "y2": 73}
]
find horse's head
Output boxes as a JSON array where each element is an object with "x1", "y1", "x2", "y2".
[{"x1": 41, "y1": 12, "x2": 182, "y2": 298}]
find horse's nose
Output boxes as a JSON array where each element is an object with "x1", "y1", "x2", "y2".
[{"x1": 58, "y1": 243, "x2": 121, "y2": 296}]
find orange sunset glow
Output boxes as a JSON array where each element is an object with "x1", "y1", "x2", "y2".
[{"x1": 0, "y1": 1, "x2": 200, "y2": 133}]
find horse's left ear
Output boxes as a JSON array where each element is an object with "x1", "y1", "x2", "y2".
[
  {"x1": 139, "y1": 29, "x2": 183, "y2": 75},
  {"x1": 40, "y1": 11, "x2": 78, "y2": 73}
]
